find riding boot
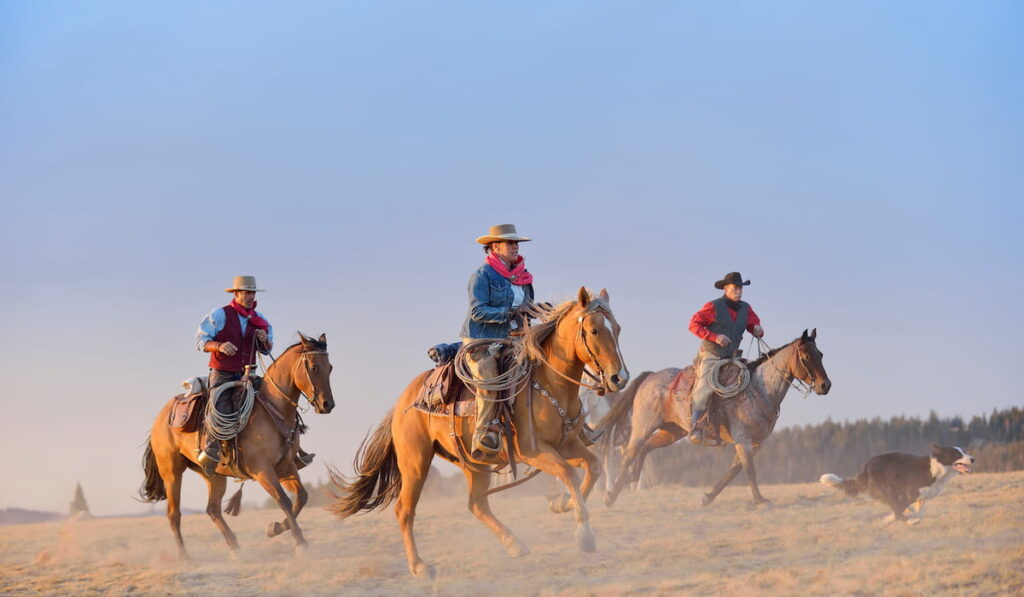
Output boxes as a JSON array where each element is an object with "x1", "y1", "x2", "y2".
[
  {"x1": 689, "y1": 407, "x2": 706, "y2": 444},
  {"x1": 198, "y1": 437, "x2": 221, "y2": 474}
]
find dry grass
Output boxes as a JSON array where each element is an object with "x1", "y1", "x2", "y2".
[{"x1": 2, "y1": 471, "x2": 1021, "y2": 596}]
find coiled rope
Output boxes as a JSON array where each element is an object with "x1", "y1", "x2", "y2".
[
  {"x1": 453, "y1": 338, "x2": 533, "y2": 403},
  {"x1": 204, "y1": 380, "x2": 256, "y2": 440},
  {"x1": 706, "y1": 357, "x2": 750, "y2": 398}
]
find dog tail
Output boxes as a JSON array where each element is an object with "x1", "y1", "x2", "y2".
[{"x1": 819, "y1": 473, "x2": 865, "y2": 497}]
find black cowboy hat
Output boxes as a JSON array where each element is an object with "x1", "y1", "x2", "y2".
[{"x1": 714, "y1": 272, "x2": 751, "y2": 289}]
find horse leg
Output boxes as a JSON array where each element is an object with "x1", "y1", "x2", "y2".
[
  {"x1": 605, "y1": 428, "x2": 677, "y2": 507},
  {"x1": 700, "y1": 451, "x2": 742, "y2": 507},
  {"x1": 203, "y1": 474, "x2": 240, "y2": 556},
  {"x1": 393, "y1": 437, "x2": 434, "y2": 579},
  {"x1": 156, "y1": 452, "x2": 189, "y2": 560},
  {"x1": 604, "y1": 431, "x2": 646, "y2": 507},
  {"x1": 464, "y1": 469, "x2": 530, "y2": 557},
  {"x1": 524, "y1": 444, "x2": 596, "y2": 552},
  {"x1": 252, "y1": 469, "x2": 306, "y2": 553},
  {"x1": 735, "y1": 442, "x2": 769, "y2": 505},
  {"x1": 267, "y1": 474, "x2": 307, "y2": 538},
  {"x1": 549, "y1": 439, "x2": 600, "y2": 514}
]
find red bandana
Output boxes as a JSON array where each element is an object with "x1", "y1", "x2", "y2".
[
  {"x1": 229, "y1": 299, "x2": 269, "y2": 330},
  {"x1": 486, "y1": 253, "x2": 533, "y2": 286}
]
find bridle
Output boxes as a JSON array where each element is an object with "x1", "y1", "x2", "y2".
[
  {"x1": 534, "y1": 301, "x2": 621, "y2": 393},
  {"x1": 756, "y1": 337, "x2": 815, "y2": 397},
  {"x1": 259, "y1": 348, "x2": 330, "y2": 409}
]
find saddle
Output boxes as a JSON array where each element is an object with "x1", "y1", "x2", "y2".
[
  {"x1": 668, "y1": 361, "x2": 746, "y2": 446},
  {"x1": 168, "y1": 377, "x2": 208, "y2": 432}
]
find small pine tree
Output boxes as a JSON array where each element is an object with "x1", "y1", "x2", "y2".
[{"x1": 69, "y1": 482, "x2": 91, "y2": 518}]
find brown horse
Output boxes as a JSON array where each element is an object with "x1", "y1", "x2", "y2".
[
  {"x1": 327, "y1": 288, "x2": 628, "y2": 578},
  {"x1": 600, "y1": 329, "x2": 830, "y2": 507},
  {"x1": 140, "y1": 333, "x2": 335, "y2": 558}
]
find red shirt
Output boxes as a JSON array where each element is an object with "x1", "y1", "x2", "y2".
[{"x1": 689, "y1": 301, "x2": 761, "y2": 342}]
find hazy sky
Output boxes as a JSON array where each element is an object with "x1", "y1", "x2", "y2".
[{"x1": 2, "y1": 2, "x2": 1021, "y2": 516}]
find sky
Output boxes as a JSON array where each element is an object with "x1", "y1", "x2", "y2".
[{"x1": 1, "y1": 1, "x2": 1021, "y2": 516}]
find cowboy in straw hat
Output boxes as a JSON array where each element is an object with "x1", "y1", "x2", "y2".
[
  {"x1": 194, "y1": 276, "x2": 275, "y2": 472},
  {"x1": 686, "y1": 272, "x2": 765, "y2": 445},
  {"x1": 459, "y1": 225, "x2": 536, "y2": 457}
]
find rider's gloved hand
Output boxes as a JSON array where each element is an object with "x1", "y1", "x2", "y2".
[
  {"x1": 715, "y1": 335, "x2": 732, "y2": 348},
  {"x1": 208, "y1": 341, "x2": 238, "y2": 356},
  {"x1": 752, "y1": 325, "x2": 764, "y2": 338},
  {"x1": 255, "y1": 329, "x2": 268, "y2": 343}
]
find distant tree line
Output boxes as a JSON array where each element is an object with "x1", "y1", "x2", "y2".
[{"x1": 644, "y1": 406, "x2": 1024, "y2": 486}]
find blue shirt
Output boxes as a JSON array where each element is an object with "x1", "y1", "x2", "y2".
[
  {"x1": 195, "y1": 306, "x2": 274, "y2": 352},
  {"x1": 459, "y1": 263, "x2": 535, "y2": 340}
]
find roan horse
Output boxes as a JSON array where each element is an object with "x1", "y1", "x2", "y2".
[
  {"x1": 600, "y1": 329, "x2": 830, "y2": 507},
  {"x1": 140, "y1": 333, "x2": 335, "y2": 558},
  {"x1": 327, "y1": 288, "x2": 628, "y2": 578}
]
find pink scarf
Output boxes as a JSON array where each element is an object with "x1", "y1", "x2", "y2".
[
  {"x1": 486, "y1": 253, "x2": 533, "y2": 285},
  {"x1": 229, "y1": 299, "x2": 269, "y2": 330}
]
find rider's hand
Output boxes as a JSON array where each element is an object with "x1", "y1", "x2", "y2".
[
  {"x1": 219, "y1": 341, "x2": 238, "y2": 356},
  {"x1": 255, "y1": 329, "x2": 268, "y2": 343},
  {"x1": 715, "y1": 335, "x2": 731, "y2": 348},
  {"x1": 752, "y1": 325, "x2": 764, "y2": 338}
]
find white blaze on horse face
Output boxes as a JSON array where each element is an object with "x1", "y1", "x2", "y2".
[{"x1": 602, "y1": 315, "x2": 628, "y2": 383}]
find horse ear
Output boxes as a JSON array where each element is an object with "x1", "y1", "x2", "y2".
[
  {"x1": 598, "y1": 288, "x2": 610, "y2": 303},
  {"x1": 810, "y1": 328, "x2": 817, "y2": 340},
  {"x1": 578, "y1": 286, "x2": 590, "y2": 308},
  {"x1": 298, "y1": 333, "x2": 311, "y2": 348},
  {"x1": 801, "y1": 329, "x2": 809, "y2": 342},
  {"x1": 319, "y1": 333, "x2": 327, "y2": 346}
]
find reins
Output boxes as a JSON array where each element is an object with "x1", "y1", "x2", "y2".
[{"x1": 258, "y1": 347, "x2": 330, "y2": 410}]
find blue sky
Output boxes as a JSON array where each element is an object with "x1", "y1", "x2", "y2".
[{"x1": 1, "y1": 2, "x2": 1021, "y2": 515}]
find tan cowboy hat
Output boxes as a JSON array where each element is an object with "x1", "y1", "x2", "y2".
[
  {"x1": 225, "y1": 275, "x2": 265, "y2": 293},
  {"x1": 475, "y1": 223, "x2": 532, "y2": 245},
  {"x1": 714, "y1": 272, "x2": 751, "y2": 289}
]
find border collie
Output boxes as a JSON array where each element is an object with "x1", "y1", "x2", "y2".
[{"x1": 820, "y1": 444, "x2": 974, "y2": 525}]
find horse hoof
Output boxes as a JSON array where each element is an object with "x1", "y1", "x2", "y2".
[
  {"x1": 603, "y1": 493, "x2": 616, "y2": 508},
  {"x1": 266, "y1": 521, "x2": 285, "y2": 537},
  {"x1": 699, "y1": 494, "x2": 714, "y2": 507},
  {"x1": 293, "y1": 543, "x2": 309, "y2": 558},
  {"x1": 575, "y1": 526, "x2": 597, "y2": 553},
  {"x1": 548, "y1": 494, "x2": 572, "y2": 514},
  {"x1": 228, "y1": 549, "x2": 242, "y2": 562},
  {"x1": 505, "y1": 538, "x2": 530, "y2": 558},
  {"x1": 753, "y1": 497, "x2": 771, "y2": 507},
  {"x1": 411, "y1": 562, "x2": 436, "y2": 580}
]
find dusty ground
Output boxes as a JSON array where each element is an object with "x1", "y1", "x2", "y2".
[{"x1": 2, "y1": 471, "x2": 1021, "y2": 596}]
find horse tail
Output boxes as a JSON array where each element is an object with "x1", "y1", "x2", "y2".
[
  {"x1": 595, "y1": 370, "x2": 653, "y2": 450},
  {"x1": 139, "y1": 437, "x2": 166, "y2": 502},
  {"x1": 819, "y1": 472, "x2": 865, "y2": 497},
  {"x1": 326, "y1": 411, "x2": 400, "y2": 518}
]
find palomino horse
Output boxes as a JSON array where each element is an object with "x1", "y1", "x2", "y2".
[
  {"x1": 140, "y1": 333, "x2": 335, "y2": 558},
  {"x1": 328, "y1": 288, "x2": 628, "y2": 578},
  {"x1": 600, "y1": 329, "x2": 830, "y2": 507}
]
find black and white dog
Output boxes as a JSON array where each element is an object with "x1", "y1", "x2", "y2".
[{"x1": 820, "y1": 444, "x2": 974, "y2": 525}]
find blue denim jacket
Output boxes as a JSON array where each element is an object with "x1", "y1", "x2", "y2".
[{"x1": 459, "y1": 263, "x2": 535, "y2": 339}]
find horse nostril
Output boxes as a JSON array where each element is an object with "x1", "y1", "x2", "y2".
[{"x1": 610, "y1": 374, "x2": 620, "y2": 386}]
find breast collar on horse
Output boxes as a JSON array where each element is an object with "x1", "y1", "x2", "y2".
[{"x1": 258, "y1": 349, "x2": 329, "y2": 409}]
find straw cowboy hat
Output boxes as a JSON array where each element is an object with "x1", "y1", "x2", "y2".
[
  {"x1": 714, "y1": 272, "x2": 751, "y2": 289},
  {"x1": 476, "y1": 223, "x2": 532, "y2": 245},
  {"x1": 225, "y1": 275, "x2": 265, "y2": 293}
]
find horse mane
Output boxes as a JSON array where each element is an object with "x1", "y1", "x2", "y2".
[
  {"x1": 521, "y1": 293, "x2": 611, "y2": 362},
  {"x1": 748, "y1": 338, "x2": 799, "y2": 371},
  {"x1": 281, "y1": 333, "x2": 327, "y2": 354},
  {"x1": 522, "y1": 299, "x2": 578, "y2": 361}
]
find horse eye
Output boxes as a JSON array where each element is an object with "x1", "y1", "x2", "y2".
[
  {"x1": 590, "y1": 329, "x2": 598, "y2": 336},
  {"x1": 311, "y1": 364, "x2": 319, "y2": 372}
]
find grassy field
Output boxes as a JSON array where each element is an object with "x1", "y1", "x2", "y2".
[{"x1": 2, "y1": 471, "x2": 1021, "y2": 596}]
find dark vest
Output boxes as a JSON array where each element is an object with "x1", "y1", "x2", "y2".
[
  {"x1": 700, "y1": 297, "x2": 750, "y2": 358},
  {"x1": 208, "y1": 306, "x2": 258, "y2": 372}
]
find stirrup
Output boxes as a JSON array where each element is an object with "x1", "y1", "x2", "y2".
[
  {"x1": 197, "y1": 450, "x2": 220, "y2": 474},
  {"x1": 295, "y1": 451, "x2": 315, "y2": 469},
  {"x1": 580, "y1": 424, "x2": 604, "y2": 446}
]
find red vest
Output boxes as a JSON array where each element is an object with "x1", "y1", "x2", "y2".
[{"x1": 209, "y1": 306, "x2": 259, "y2": 372}]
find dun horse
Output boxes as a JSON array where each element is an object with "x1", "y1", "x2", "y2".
[
  {"x1": 328, "y1": 288, "x2": 628, "y2": 578},
  {"x1": 600, "y1": 329, "x2": 830, "y2": 507},
  {"x1": 140, "y1": 333, "x2": 335, "y2": 558}
]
